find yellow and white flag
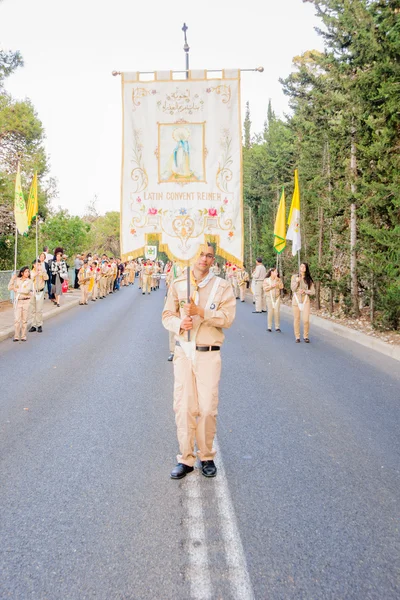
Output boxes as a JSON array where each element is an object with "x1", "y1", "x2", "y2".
[
  {"x1": 286, "y1": 169, "x2": 301, "y2": 256},
  {"x1": 120, "y1": 69, "x2": 243, "y2": 266},
  {"x1": 27, "y1": 171, "x2": 38, "y2": 227},
  {"x1": 14, "y1": 163, "x2": 28, "y2": 235},
  {"x1": 274, "y1": 188, "x2": 286, "y2": 254}
]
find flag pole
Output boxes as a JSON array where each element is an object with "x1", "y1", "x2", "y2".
[
  {"x1": 14, "y1": 222, "x2": 18, "y2": 274},
  {"x1": 183, "y1": 22, "x2": 191, "y2": 341}
]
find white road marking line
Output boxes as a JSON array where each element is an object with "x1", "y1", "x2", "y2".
[
  {"x1": 214, "y1": 438, "x2": 255, "y2": 600},
  {"x1": 185, "y1": 472, "x2": 213, "y2": 600}
]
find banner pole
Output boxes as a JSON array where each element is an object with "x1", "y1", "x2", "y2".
[{"x1": 183, "y1": 22, "x2": 191, "y2": 341}]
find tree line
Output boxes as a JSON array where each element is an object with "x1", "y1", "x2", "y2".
[
  {"x1": 1, "y1": 0, "x2": 398, "y2": 329},
  {"x1": 243, "y1": 0, "x2": 399, "y2": 330}
]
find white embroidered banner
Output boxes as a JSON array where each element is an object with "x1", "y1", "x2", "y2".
[{"x1": 120, "y1": 70, "x2": 243, "y2": 265}]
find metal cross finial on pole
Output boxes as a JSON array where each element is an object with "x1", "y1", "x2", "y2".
[{"x1": 182, "y1": 23, "x2": 189, "y2": 79}]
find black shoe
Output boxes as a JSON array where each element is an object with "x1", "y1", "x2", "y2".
[
  {"x1": 57, "y1": 303, "x2": 60, "y2": 307},
  {"x1": 142, "y1": 293, "x2": 145, "y2": 295},
  {"x1": 252, "y1": 311, "x2": 261, "y2": 313},
  {"x1": 37, "y1": 326, "x2": 42, "y2": 333},
  {"x1": 13, "y1": 338, "x2": 19, "y2": 342},
  {"x1": 241, "y1": 300, "x2": 245, "y2": 302},
  {"x1": 167, "y1": 353, "x2": 174, "y2": 362},
  {"x1": 262, "y1": 310, "x2": 267, "y2": 313},
  {"x1": 304, "y1": 338, "x2": 310, "y2": 343},
  {"x1": 276, "y1": 328, "x2": 281, "y2": 332},
  {"x1": 267, "y1": 328, "x2": 272, "y2": 332},
  {"x1": 21, "y1": 338, "x2": 27, "y2": 342},
  {"x1": 201, "y1": 460, "x2": 217, "y2": 478},
  {"x1": 170, "y1": 463, "x2": 194, "y2": 479},
  {"x1": 296, "y1": 339, "x2": 300, "y2": 343},
  {"x1": 29, "y1": 326, "x2": 36, "y2": 332}
]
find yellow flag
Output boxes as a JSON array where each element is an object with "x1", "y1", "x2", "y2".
[
  {"x1": 274, "y1": 188, "x2": 286, "y2": 254},
  {"x1": 14, "y1": 163, "x2": 29, "y2": 234},
  {"x1": 27, "y1": 171, "x2": 38, "y2": 227}
]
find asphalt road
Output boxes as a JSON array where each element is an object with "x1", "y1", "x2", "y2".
[{"x1": 1, "y1": 283, "x2": 399, "y2": 600}]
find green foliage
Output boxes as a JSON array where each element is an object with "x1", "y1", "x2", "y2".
[
  {"x1": 242, "y1": 0, "x2": 400, "y2": 329},
  {"x1": 40, "y1": 209, "x2": 91, "y2": 260}
]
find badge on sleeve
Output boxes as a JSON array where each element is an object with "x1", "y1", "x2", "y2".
[{"x1": 210, "y1": 303, "x2": 216, "y2": 310}]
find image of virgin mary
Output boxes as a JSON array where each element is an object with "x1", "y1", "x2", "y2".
[{"x1": 161, "y1": 126, "x2": 199, "y2": 182}]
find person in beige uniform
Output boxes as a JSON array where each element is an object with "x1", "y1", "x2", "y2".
[
  {"x1": 99, "y1": 258, "x2": 109, "y2": 299},
  {"x1": 291, "y1": 262, "x2": 315, "y2": 343},
  {"x1": 8, "y1": 266, "x2": 34, "y2": 341},
  {"x1": 91, "y1": 261, "x2": 101, "y2": 300},
  {"x1": 162, "y1": 243, "x2": 236, "y2": 480},
  {"x1": 263, "y1": 267, "x2": 284, "y2": 332},
  {"x1": 252, "y1": 257, "x2": 267, "y2": 313},
  {"x1": 29, "y1": 259, "x2": 49, "y2": 333},
  {"x1": 78, "y1": 260, "x2": 91, "y2": 305},
  {"x1": 142, "y1": 261, "x2": 154, "y2": 295},
  {"x1": 237, "y1": 265, "x2": 249, "y2": 302}
]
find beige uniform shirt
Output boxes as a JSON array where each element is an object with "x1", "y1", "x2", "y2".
[
  {"x1": 291, "y1": 275, "x2": 315, "y2": 305},
  {"x1": 31, "y1": 266, "x2": 49, "y2": 291},
  {"x1": 8, "y1": 277, "x2": 34, "y2": 298},
  {"x1": 252, "y1": 264, "x2": 267, "y2": 281},
  {"x1": 162, "y1": 273, "x2": 236, "y2": 346},
  {"x1": 263, "y1": 277, "x2": 283, "y2": 300}
]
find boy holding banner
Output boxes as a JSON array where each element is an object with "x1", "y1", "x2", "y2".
[{"x1": 162, "y1": 243, "x2": 236, "y2": 479}]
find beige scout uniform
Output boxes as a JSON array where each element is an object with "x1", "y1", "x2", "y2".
[
  {"x1": 92, "y1": 267, "x2": 101, "y2": 300},
  {"x1": 263, "y1": 276, "x2": 284, "y2": 329},
  {"x1": 142, "y1": 264, "x2": 154, "y2": 294},
  {"x1": 8, "y1": 277, "x2": 34, "y2": 340},
  {"x1": 252, "y1": 264, "x2": 267, "y2": 312},
  {"x1": 162, "y1": 272, "x2": 236, "y2": 467},
  {"x1": 127, "y1": 262, "x2": 135, "y2": 284},
  {"x1": 78, "y1": 266, "x2": 91, "y2": 304},
  {"x1": 291, "y1": 274, "x2": 316, "y2": 339},
  {"x1": 30, "y1": 265, "x2": 49, "y2": 327},
  {"x1": 237, "y1": 269, "x2": 249, "y2": 302},
  {"x1": 99, "y1": 262, "x2": 109, "y2": 298}
]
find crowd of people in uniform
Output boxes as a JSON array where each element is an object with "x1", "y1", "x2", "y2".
[{"x1": 8, "y1": 244, "x2": 314, "y2": 346}]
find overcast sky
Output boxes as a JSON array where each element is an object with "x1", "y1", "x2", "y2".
[{"x1": 1, "y1": 0, "x2": 324, "y2": 216}]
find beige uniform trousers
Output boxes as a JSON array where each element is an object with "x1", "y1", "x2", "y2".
[
  {"x1": 266, "y1": 296, "x2": 281, "y2": 329},
  {"x1": 254, "y1": 280, "x2": 266, "y2": 312},
  {"x1": 80, "y1": 284, "x2": 89, "y2": 304},
  {"x1": 142, "y1": 274, "x2": 152, "y2": 294},
  {"x1": 173, "y1": 346, "x2": 221, "y2": 467},
  {"x1": 14, "y1": 299, "x2": 30, "y2": 340},
  {"x1": 108, "y1": 276, "x2": 114, "y2": 294},
  {"x1": 92, "y1": 282, "x2": 98, "y2": 300},
  {"x1": 99, "y1": 276, "x2": 107, "y2": 298},
  {"x1": 293, "y1": 300, "x2": 311, "y2": 339},
  {"x1": 239, "y1": 284, "x2": 246, "y2": 301},
  {"x1": 231, "y1": 277, "x2": 239, "y2": 298},
  {"x1": 31, "y1": 291, "x2": 45, "y2": 327},
  {"x1": 128, "y1": 270, "x2": 135, "y2": 284}
]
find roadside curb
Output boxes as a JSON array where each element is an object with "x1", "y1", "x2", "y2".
[
  {"x1": 245, "y1": 293, "x2": 400, "y2": 362},
  {"x1": 0, "y1": 296, "x2": 81, "y2": 343}
]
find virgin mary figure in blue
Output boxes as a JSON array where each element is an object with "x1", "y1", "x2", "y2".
[{"x1": 161, "y1": 126, "x2": 198, "y2": 182}]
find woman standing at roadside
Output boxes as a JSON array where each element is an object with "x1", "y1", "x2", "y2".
[
  {"x1": 8, "y1": 266, "x2": 34, "y2": 341},
  {"x1": 263, "y1": 267, "x2": 284, "y2": 332},
  {"x1": 290, "y1": 263, "x2": 315, "y2": 343},
  {"x1": 51, "y1": 248, "x2": 69, "y2": 307}
]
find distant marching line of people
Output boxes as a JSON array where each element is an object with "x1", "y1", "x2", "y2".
[{"x1": 8, "y1": 248, "x2": 315, "y2": 345}]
